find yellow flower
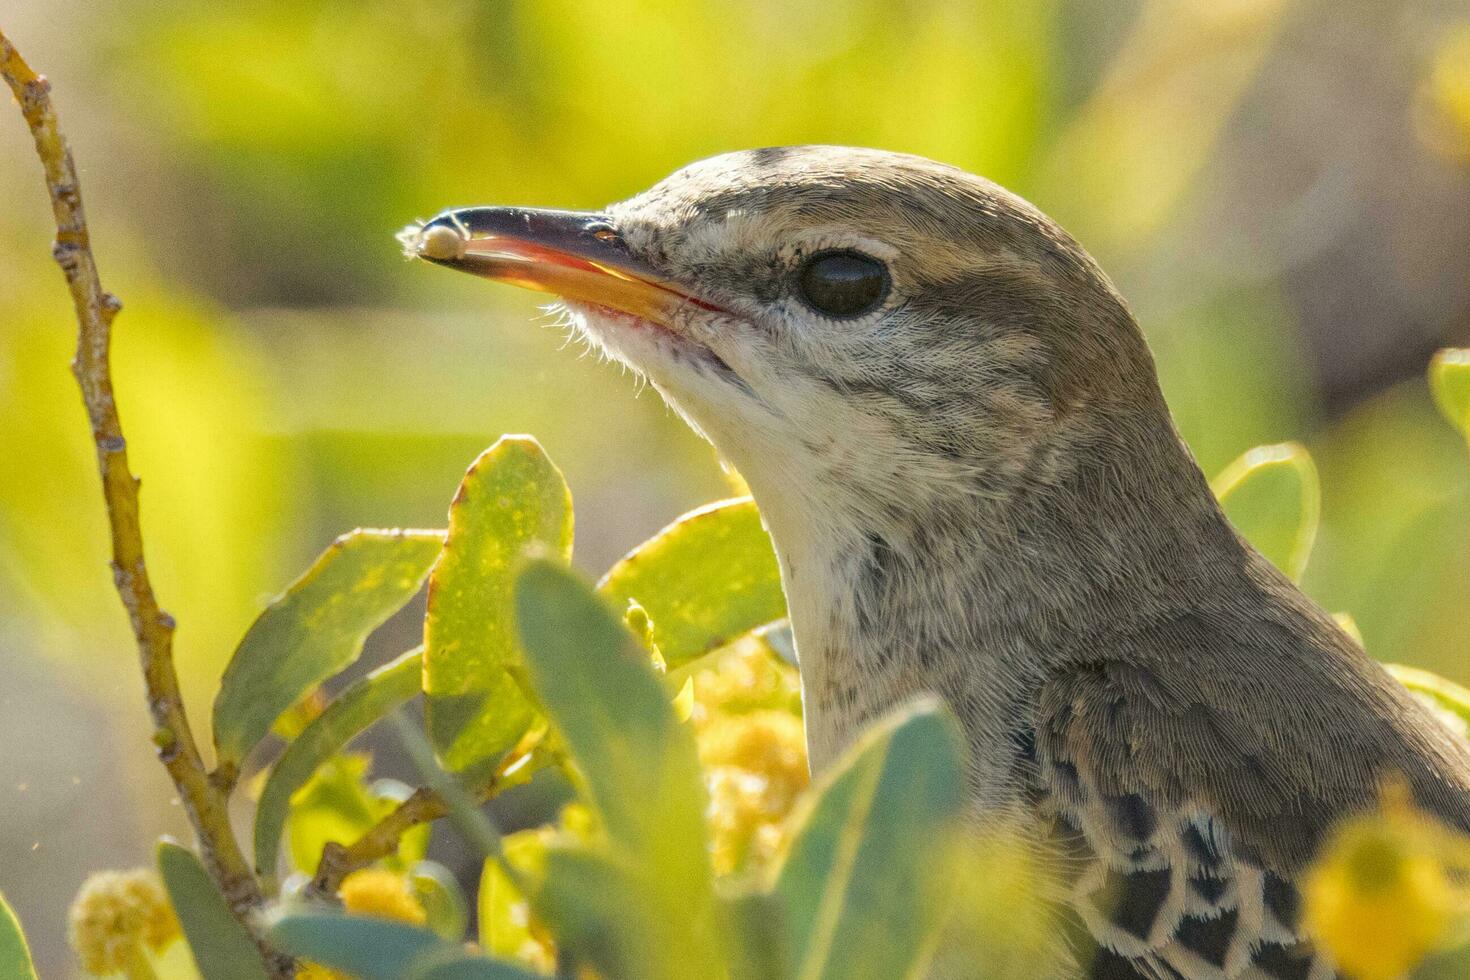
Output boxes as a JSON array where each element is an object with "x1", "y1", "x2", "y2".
[
  {"x1": 700, "y1": 711, "x2": 809, "y2": 875},
  {"x1": 1304, "y1": 787, "x2": 1468, "y2": 980},
  {"x1": 339, "y1": 868, "x2": 428, "y2": 926},
  {"x1": 688, "y1": 639, "x2": 808, "y2": 875},
  {"x1": 692, "y1": 637, "x2": 802, "y2": 721},
  {"x1": 700, "y1": 710, "x2": 808, "y2": 801},
  {"x1": 1419, "y1": 25, "x2": 1470, "y2": 161},
  {"x1": 296, "y1": 965, "x2": 346, "y2": 980},
  {"x1": 68, "y1": 869, "x2": 180, "y2": 976},
  {"x1": 706, "y1": 766, "x2": 773, "y2": 875}
]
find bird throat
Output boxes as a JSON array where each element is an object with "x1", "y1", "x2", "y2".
[
  {"x1": 742, "y1": 415, "x2": 1236, "y2": 811},
  {"x1": 770, "y1": 502, "x2": 1044, "y2": 797}
]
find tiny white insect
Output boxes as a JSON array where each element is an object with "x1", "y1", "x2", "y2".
[{"x1": 395, "y1": 221, "x2": 466, "y2": 261}]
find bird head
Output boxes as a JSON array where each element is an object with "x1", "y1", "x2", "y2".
[
  {"x1": 405, "y1": 147, "x2": 1248, "y2": 769},
  {"x1": 402, "y1": 146, "x2": 1193, "y2": 550}
]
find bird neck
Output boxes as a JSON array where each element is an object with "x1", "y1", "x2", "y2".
[{"x1": 744, "y1": 404, "x2": 1248, "y2": 794}]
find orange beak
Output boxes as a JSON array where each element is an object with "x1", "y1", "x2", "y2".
[{"x1": 401, "y1": 207, "x2": 715, "y2": 324}]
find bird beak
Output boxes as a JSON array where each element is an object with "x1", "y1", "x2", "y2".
[{"x1": 399, "y1": 206, "x2": 705, "y2": 325}]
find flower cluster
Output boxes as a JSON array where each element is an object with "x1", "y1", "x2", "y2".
[
  {"x1": 68, "y1": 869, "x2": 180, "y2": 977},
  {"x1": 1305, "y1": 782, "x2": 1470, "y2": 980},
  {"x1": 692, "y1": 636, "x2": 808, "y2": 876}
]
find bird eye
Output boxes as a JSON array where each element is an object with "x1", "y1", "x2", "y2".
[{"x1": 797, "y1": 250, "x2": 889, "y2": 318}]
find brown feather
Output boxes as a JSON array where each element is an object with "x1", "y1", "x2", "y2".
[{"x1": 502, "y1": 145, "x2": 1470, "y2": 977}]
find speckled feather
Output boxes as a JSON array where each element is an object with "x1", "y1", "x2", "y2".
[{"x1": 553, "y1": 146, "x2": 1470, "y2": 978}]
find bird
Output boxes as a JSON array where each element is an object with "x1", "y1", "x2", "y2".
[{"x1": 401, "y1": 146, "x2": 1470, "y2": 979}]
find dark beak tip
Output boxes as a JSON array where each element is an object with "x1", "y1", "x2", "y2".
[
  {"x1": 420, "y1": 209, "x2": 464, "y2": 233},
  {"x1": 420, "y1": 206, "x2": 615, "y2": 242},
  {"x1": 399, "y1": 206, "x2": 665, "y2": 287}
]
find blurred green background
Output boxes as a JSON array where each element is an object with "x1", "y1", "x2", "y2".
[{"x1": 2, "y1": 0, "x2": 1467, "y2": 972}]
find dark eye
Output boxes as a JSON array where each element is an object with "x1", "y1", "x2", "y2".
[{"x1": 797, "y1": 250, "x2": 889, "y2": 318}]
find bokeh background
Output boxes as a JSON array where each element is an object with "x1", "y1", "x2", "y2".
[{"x1": 2, "y1": 0, "x2": 1468, "y2": 972}]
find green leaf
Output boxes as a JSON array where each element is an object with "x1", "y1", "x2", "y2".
[
  {"x1": 156, "y1": 841, "x2": 270, "y2": 980},
  {"x1": 425, "y1": 436, "x2": 572, "y2": 774},
  {"x1": 532, "y1": 847, "x2": 669, "y2": 980},
  {"x1": 478, "y1": 829, "x2": 551, "y2": 963},
  {"x1": 514, "y1": 560, "x2": 707, "y2": 881},
  {"x1": 1430, "y1": 348, "x2": 1470, "y2": 440},
  {"x1": 721, "y1": 889, "x2": 791, "y2": 980},
  {"x1": 1386, "y1": 664, "x2": 1470, "y2": 729},
  {"x1": 387, "y1": 712, "x2": 514, "y2": 863},
  {"x1": 254, "y1": 648, "x2": 423, "y2": 887},
  {"x1": 268, "y1": 908, "x2": 543, "y2": 980},
  {"x1": 598, "y1": 498, "x2": 785, "y2": 666},
  {"x1": 409, "y1": 860, "x2": 470, "y2": 942},
  {"x1": 0, "y1": 891, "x2": 38, "y2": 980},
  {"x1": 771, "y1": 699, "x2": 966, "y2": 980},
  {"x1": 1211, "y1": 442, "x2": 1321, "y2": 582},
  {"x1": 213, "y1": 528, "x2": 443, "y2": 769},
  {"x1": 266, "y1": 910, "x2": 446, "y2": 980},
  {"x1": 514, "y1": 560, "x2": 721, "y2": 979},
  {"x1": 407, "y1": 950, "x2": 546, "y2": 980},
  {"x1": 1415, "y1": 941, "x2": 1470, "y2": 980}
]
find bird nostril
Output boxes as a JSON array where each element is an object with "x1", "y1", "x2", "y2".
[{"x1": 586, "y1": 222, "x2": 620, "y2": 244}]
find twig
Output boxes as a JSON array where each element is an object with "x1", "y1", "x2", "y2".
[
  {"x1": 308, "y1": 743, "x2": 549, "y2": 900},
  {"x1": 308, "y1": 787, "x2": 450, "y2": 899},
  {"x1": 389, "y1": 713, "x2": 508, "y2": 862},
  {"x1": 0, "y1": 29, "x2": 289, "y2": 978}
]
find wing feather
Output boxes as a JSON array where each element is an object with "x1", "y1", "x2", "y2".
[{"x1": 1031, "y1": 630, "x2": 1470, "y2": 979}]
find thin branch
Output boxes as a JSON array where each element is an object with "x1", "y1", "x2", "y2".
[
  {"x1": 308, "y1": 787, "x2": 449, "y2": 900},
  {"x1": 0, "y1": 29, "x2": 289, "y2": 978},
  {"x1": 308, "y1": 746, "x2": 549, "y2": 900}
]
